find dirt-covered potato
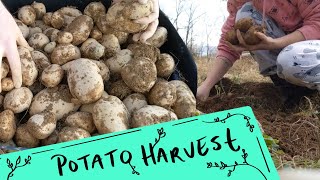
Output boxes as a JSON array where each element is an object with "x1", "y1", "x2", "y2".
[
  {"x1": 235, "y1": 18, "x2": 254, "y2": 32},
  {"x1": 44, "y1": 42, "x2": 57, "y2": 54},
  {"x1": 1, "y1": 78, "x2": 14, "y2": 92},
  {"x1": 15, "y1": 124, "x2": 40, "y2": 148},
  {"x1": 29, "y1": 27, "x2": 42, "y2": 37},
  {"x1": 93, "y1": 95, "x2": 129, "y2": 134},
  {"x1": 146, "y1": 27, "x2": 168, "y2": 48},
  {"x1": 26, "y1": 112, "x2": 56, "y2": 140},
  {"x1": 41, "y1": 64, "x2": 64, "y2": 88},
  {"x1": 90, "y1": 26, "x2": 103, "y2": 40},
  {"x1": 29, "y1": 85, "x2": 81, "y2": 120},
  {"x1": 43, "y1": 28, "x2": 60, "y2": 42},
  {"x1": 99, "y1": 34, "x2": 121, "y2": 58},
  {"x1": 28, "y1": 33, "x2": 50, "y2": 49},
  {"x1": 51, "y1": 44, "x2": 81, "y2": 65},
  {"x1": 170, "y1": 80, "x2": 197, "y2": 119},
  {"x1": 58, "y1": 127, "x2": 91, "y2": 143},
  {"x1": 41, "y1": 130, "x2": 58, "y2": 146},
  {"x1": 64, "y1": 59, "x2": 104, "y2": 104},
  {"x1": 80, "y1": 38, "x2": 105, "y2": 60},
  {"x1": 65, "y1": 112, "x2": 96, "y2": 133},
  {"x1": 42, "y1": 12, "x2": 53, "y2": 26},
  {"x1": 18, "y1": 47, "x2": 38, "y2": 86},
  {"x1": 3, "y1": 87, "x2": 33, "y2": 113},
  {"x1": 59, "y1": 7, "x2": 83, "y2": 17},
  {"x1": 131, "y1": 105, "x2": 178, "y2": 128},
  {"x1": 51, "y1": 10, "x2": 64, "y2": 29},
  {"x1": 95, "y1": 18, "x2": 128, "y2": 44},
  {"x1": 225, "y1": 28, "x2": 239, "y2": 45},
  {"x1": 16, "y1": 19, "x2": 30, "y2": 39},
  {"x1": 123, "y1": 93, "x2": 148, "y2": 116},
  {"x1": 156, "y1": 53, "x2": 175, "y2": 78},
  {"x1": 244, "y1": 25, "x2": 266, "y2": 45},
  {"x1": 127, "y1": 43, "x2": 160, "y2": 63},
  {"x1": 66, "y1": 15, "x2": 94, "y2": 45},
  {"x1": 108, "y1": 80, "x2": 132, "y2": 100},
  {"x1": 57, "y1": 31, "x2": 73, "y2": 44},
  {"x1": 31, "y1": 2, "x2": 46, "y2": 20},
  {"x1": 105, "y1": 49, "x2": 133, "y2": 75},
  {"x1": 148, "y1": 80, "x2": 177, "y2": 109},
  {"x1": 90, "y1": 60, "x2": 110, "y2": 81},
  {"x1": 1, "y1": 61, "x2": 9, "y2": 79},
  {"x1": 105, "y1": 1, "x2": 152, "y2": 33},
  {"x1": 121, "y1": 57, "x2": 157, "y2": 93},
  {"x1": 18, "y1": 5, "x2": 37, "y2": 25},
  {"x1": 0, "y1": 110, "x2": 16, "y2": 142},
  {"x1": 33, "y1": 20, "x2": 51, "y2": 31},
  {"x1": 84, "y1": 2, "x2": 106, "y2": 22},
  {"x1": 31, "y1": 50, "x2": 51, "y2": 73},
  {"x1": 80, "y1": 91, "x2": 109, "y2": 114}
]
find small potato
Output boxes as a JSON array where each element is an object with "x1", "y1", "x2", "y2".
[
  {"x1": 108, "y1": 80, "x2": 132, "y2": 100},
  {"x1": 66, "y1": 15, "x2": 94, "y2": 46},
  {"x1": 43, "y1": 28, "x2": 60, "y2": 42},
  {"x1": 131, "y1": 105, "x2": 178, "y2": 128},
  {"x1": 93, "y1": 95, "x2": 129, "y2": 134},
  {"x1": 90, "y1": 26, "x2": 103, "y2": 40},
  {"x1": 31, "y1": 2, "x2": 46, "y2": 20},
  {"x1": 0, "y1": 110, "x2": 16, "y2": 142},
  {"x1": 127, "y1": 43, "x2": 160, "y2": 63},
  {"x1": 1, "y1": 61, "x2": 9, "y2": 79},
  {"x1": 123, "y1": 93, "x2": 148, "y2": 116},
  {"x1": 1, "y1": 78, "x2": 14, "y2": 92},
  {"x1": 42, "y1": 12, "x2": 53, "y2": 26},
  {"x1": 44, "y1": 41, "x2": 57, "y2": 54},
  {"x1": 31, "y1": 50, "x2": 51, "y2": 73},
  {"x1": 156, "y1": 53, "x2": 175, "y2": 78},
  {"x1": 84, "y1": 2, "x2": 106, "y2": 22},
  {"x1": 26, "y1": 112, "x2": 56, "y2": 140},
  {"x1": 29, "y1": 27, "x2": 42, "y2": 37},
  {"x1": 50, "y1": 44, "x2": 81, "y2": 65},
  {"x1": 18, "y1": 5, "x2": 37, "y2": 25},
  {"x1": 99, "y1": 34, "x2": 121, "y2": 58},
  {"x1": 41, "y1": 64, "x2": 64, "y2": 88},
  {"x1": 58, "y1": 127, "x2": 91, "y2": 143},
  {"x1": 80, "y1": 38, "x2": 105, "y2": 60},
  {"x1": 146, "y1": 27, "x2": 168, "y2": 48},
  {"x1": 15, "y1": 124, "x2": 40, "y2": 148},
  {"x1": 28, "y1": 33, "x2": 50, "y2": 49},
  {"x1": 41, "y1": 130, "x2": 58, "y2": 146},
  {"x1": 57, "y1": 31, "x2": 73, "y2": 44},
  {"x1": 105, "y1": 49, "x2": 133, "y2": 75},
  {"x1": 65, "y1": 112, "x2": 96, "y2": 133},
  {"x1": 51, "y1": 10, "x2": 64, "y2": 29},
  {"x1": 121, "y1": 57, "x2": 157, "y2": 93},
  {"x1": 148, "y1": 79, "x2": 177, "y2": 109},
  {"x1": 33, "y1": 20, "x2": 51, "y2": 31},
  {"x1": 4, "y1": 87, "x2": 33, "y2": 113},
  {"x1": 18, "y1": 47, "x2": 38, "y2": 86},
  {"x1": 16, "y1": 20, "x2": 30, "y2": 39},
  {"x1": 59, "y1": 7, "x2": 83, "y2": 17}
]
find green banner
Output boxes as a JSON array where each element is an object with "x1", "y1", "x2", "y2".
[{"x1": 0, "y1": 106, "x2": 279, "y2": 180}]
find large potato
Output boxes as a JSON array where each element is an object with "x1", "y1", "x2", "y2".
[
  {"x1": 84, "y1": 2, "x2": 106, "y2": 22},
  {"x1": 123, "y1": 93, "x2": 148, "y2": 116},
  {"x1": 156, "y1": 53, "x2": 175, "y2": 78},
  {"x1": 121, "y1": 57, "x2": 157, "y2": 93},
  {"x1": 58, "y1": 127, "x2": 91, "y2": 143},
  {"x1": 4, "y1": 87, "x2": 33, "y2": 114},
  {"x1": 15, "y1": 124, "x2": 40, "y2": 148},
  {"x1": 29, "y1": 85, "x2": 81, "y2": 120},
  {"x1": 18, "y1": 47, "x2": 38, "y2": 86},
  {"x1": 93, "y1": 95, "x2": 129, "y2": 134},
  {"x1": 80, "y1": 38, "x2": 105, "y2": 60},
  {"x1": 64, "y1": 59, "x2": 104, "y2": 104},
  {"x1": 51, "y1": 10, "x2": 64, "y2": 29},
  {"x1": 28, "y1": 33, "x2": 50, "y2": 50},
  {"x1": 127, "y1": 43, "x2": 160, "y2": 63},
  {"x1": 65, "y1": 112, "x2": 96, "y2": 133},
  {"x1": 26, "y1": 112, "x2": 56, "y2": 140},
  {"x1": 131, "y1": 105, "x2": 178, "y2": 128},
  {"x1": 66, "y1": 15, "x2": 94, "y2": 45},
  {"x1": 31, "y1": 2, "x2": 46, "y2": 20},
  {"x1": 18, "y1": 5, "x2": 37, "y2": 25},
  {"x1": 146, "y1": 27, "x2": 168, "y2": 48},
  {"x1": 99, "y1": 34, "x2": 121, "y2": 58},
  {"x1": 105, "y1": 49, "x2": 133, "y2": 75},
  {"x1": 50, "y1": 44, "x2": 81, "y2": 65},
  {"x1": 148, "y1": 79, "x2": 177, "y2": 109},
  {"x1": 0, "y1": 110, "x2": 16, "y2": 142},
  {"x1": 41, "y1": 64, "x2": 64, "y2": 88}
]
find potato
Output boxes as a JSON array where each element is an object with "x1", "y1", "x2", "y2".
[
  {"x1": 18, "y1": 5, "x2": 37, "y2": 25},
  {"x1": 42, "y1": 12, "x2": 53, "y2": 26},
  {"x1": 59, "y1": 7, "x2": 82, "y2": 17},
  {"x1": 156, "y1": 53, "x2": 175, "y2": 78},
  {"x1": 26, "y1": 112, "x2": 56, "y2": 140},
  {"x1": 66, "y1": 15, "x2": 94, "y2": 46},
  {"x1": 80, "y1": 91, "x2": 109, "y2": 114},
  {"x1": 16, "y1": 19, "x2": 30, "y2": 39},
  {"x1": 3, "y1": 87, "x2": 33, "y2": 113},
  {"x1": 146, "y1": 27, "x2": 168, "y2": 48},
  {"x1": 64, "y1": 59, "x2": 104, "y2": 104},
  {"x1": 50, "y1": 44, "x2": 81, "y2": 65},
  {"x1": 80, "y1": 38, "x2": 105, "y2": 60},
  {"x1": 148, "y1": 80, "x2": 177, "y2": 109},
  {"x1": 43, "y1": 28, "x2": 60, "y2": 42},
  {"x1": 41, "y1": 64, "x2": 64, "y2": 88},
  {"x1": 29, "y1": 85, "x2": 81, "y2": 120},
  {"x1": 51, "y1": 10, "x2": 64, "y2": 29},
  {"x1": 18, "y1": 47, "x2": 38, "y2": 86},
  {"x1": 1, "y1": 78, "x2": 14, "y2": 92},
  {"x1": 121, "y1": 57, "x2": 157, "y2": 93},
  {"x1": 29, "y1": 27, "x2": 42, "y2": 37},
  {"x1": 225, "y1": 29, "x2": 239, "y2": 45},
  {"x1": 123, "y1": 93, "x2": 148, "y2": 116},
  {"x1": 90, "y1": 26, "x2": 103, "y2": 40},
  {"x1": 131, "y1": 105, "x2": 178, "y2": 128},
  {"x1": 33, "y1": 20, "x2": 51, "y2": 31},
  {"x1": 58, "y1": 127, "x2": 90, "y2": 143},
  {"x1": 28, "y1": 33, "x2": 50, "y2": 49},
  {"x1": 44, "y1": 42, "x2": 57, "y2": 54},
  {"x1": 99, "y1": 34, "x2": 121, "y2": 58},
  {"x1": 170, "y1": 80, "x2": 197, "y2": 119},
  {"x1": 127, "y1": 43, "x2": 160, "y2": 63},
  {"x1": 1, "y1": 61, "x2": 9, "y2": 79},
  {"x1": 90, "y1": 60, "x2": 110, "y2": 81},
  {"x1": 93, "y1": 95, "x2": 129, "y2": 134},
  {"x1": 28, "y1": 80, "x2": 45, "y2": 95},
  {"x1": 65, "y1": 112, "x2": 96, "y2": 133},
  {"x1": 108, "y1": 80, "x2": 132, "y2": 100},
  {"x1": 105, "y1": 49, "x2": 133, "y2": 75},
  {"x1": 31, "y1": 50, "x2": 51, "y2": 73},
  {"x1": 31, "y1": 2, "x2": 46, "y2": 20},
  {"x1": 15, "y1": 124, "x2": 40, "y2": 148},
  {"x1": 84, "y1": 2, "x2": 106, "y2": 22},
  {"x1": 235, "y1": 18, "x2": 254, "y2": 32},
  {"x1": 95, "y1": 18, "x2": 128, "y2": 44},
  {"x1": 0, "y1": 110, "x2": 16, "y2": 142},
  {"x1": 244, "y1": 25, "x2": 266, "y2": 45},
  {"x1": 41, "y1": 130, "x2": 58, "y2": 146},
  {"x1": 57, "y1": 31, "x2": 73, "y2": 44}
]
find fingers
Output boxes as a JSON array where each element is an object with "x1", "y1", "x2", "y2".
[
  {"x1": 135, "y1": 12, "x2": 159, "y2": 25},
  {"x1": 17, "y1": 31, "x2": 33, "y2": 51},
  {"x1": 236, "y1": 29, "x2": 247, "y2": 47},
  {"x1": 137, "y1": 19, "x2": 159, "y2": 43},
  {"x1": 254, "y1": 32, "x2": 267, "y2": 41},
  {"x1": 5, "y1": 41, "x2": 22, "y2": 89}
]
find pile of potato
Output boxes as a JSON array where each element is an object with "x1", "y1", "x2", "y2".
[{"x1": 0, "y1": 1, "x2": 198, "y2": 150}]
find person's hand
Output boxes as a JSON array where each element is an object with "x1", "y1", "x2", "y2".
[
  {"x1": 113, "y1": 0, "x2": 159, "y2": 43},
  {"x1": 0, "y1": 2, "x2": 32, "y2": 92},
  {"x1": 197, "y1": 83, "x2": 212, "y2": 102}
]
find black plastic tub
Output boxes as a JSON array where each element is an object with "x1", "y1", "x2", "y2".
[{"x1": 2, "y1": 0, "x2": 198, "y2": 96}]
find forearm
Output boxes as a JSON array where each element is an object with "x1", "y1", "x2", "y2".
[{"x1": 274, "y1": 30, "x2": 305, "y2": 49}]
